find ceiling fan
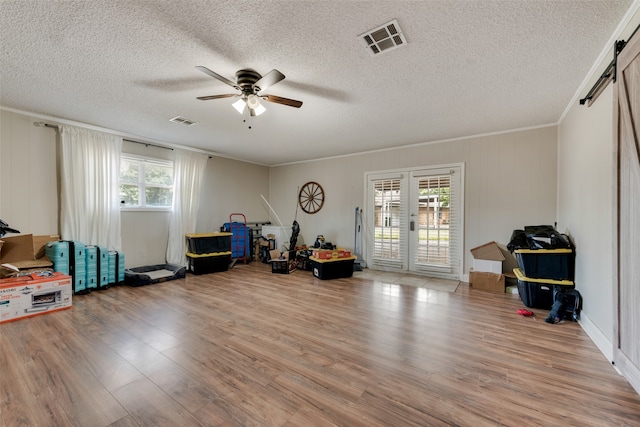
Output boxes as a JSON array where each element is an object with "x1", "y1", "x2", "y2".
[{"x1": 195, "y1": 66, "x2": 303, "y2": 116}]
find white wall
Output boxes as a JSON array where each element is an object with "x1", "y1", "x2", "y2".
[
  {"x1": 0, "y1": 110, "x2": 58, "y2": 235},
  {"x1": 557, "y1": 84, "x2": 614, "y2": 354},
  {"x1": 269, "y1": 126, "x2": 558, "y2": 275},
  {"x1": 196, "y1": 157, "x2": 271, "y2": 233}
]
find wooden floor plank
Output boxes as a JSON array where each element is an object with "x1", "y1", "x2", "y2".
[
  {"x1": 111, "y1": 377, "x2": 204, "y2": 426},
  {"x1": 1, "y1": 262, "x2": 639, "y2": 426}
]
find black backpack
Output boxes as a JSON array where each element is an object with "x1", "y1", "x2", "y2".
[{"x1": 546, "y1": 288, "x2": 582, "y2": 323}]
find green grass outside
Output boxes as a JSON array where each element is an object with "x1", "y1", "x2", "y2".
[{"x1": 374, "y1": 227, "x2": 450, "y2": 241}]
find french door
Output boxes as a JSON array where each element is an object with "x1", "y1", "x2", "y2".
[{"x1": 365, "y1": 164, "x2": 464, "y2": 279}]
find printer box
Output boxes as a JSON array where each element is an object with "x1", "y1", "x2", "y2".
[{"x1": 0, "y1": 272, "x2": 72, "y2": 324}]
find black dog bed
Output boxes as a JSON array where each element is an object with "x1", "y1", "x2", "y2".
[{"x1": 125, "y1": 263, "x2": 186, "y2": 287}]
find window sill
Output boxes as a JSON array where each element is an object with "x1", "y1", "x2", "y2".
[{"x1": 120, "y1": 207, "x2": 173, "y2": 212}]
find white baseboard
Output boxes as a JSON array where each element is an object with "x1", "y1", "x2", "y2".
[{"x1": 578, "y1": 311, "x2": 614, "y2": 363}]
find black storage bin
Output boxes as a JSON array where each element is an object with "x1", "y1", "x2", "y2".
[
  {"x1": 514, "y1": 248, "x2": 575, "y2": 281},
  {"x1": 514, "y1": 268, "x2": 574, "y2": 309},
  {"x1": 296, "y1": 250, "x2": 313, "y2": 271},
  {"x1": 310, "y1": 256, "x2": 356, "y2": 280},
  {"x1": 186, "y1": 251, "x2": 231, "y2": 274},
  {"x1": 186, "y1": 233, "x2": 232, "y2": 254}
]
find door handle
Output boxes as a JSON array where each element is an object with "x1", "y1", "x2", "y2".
[{"x1": 410, "y1": 220, "x2": 415, "y2": 231}]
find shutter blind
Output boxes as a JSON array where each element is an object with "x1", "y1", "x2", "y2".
[
  {"x1": 369, "y1": 174, "x2": 407, "y2": 270},
  {"x1": 412, "y1": 168, "x2": 461, "y2": 276}
]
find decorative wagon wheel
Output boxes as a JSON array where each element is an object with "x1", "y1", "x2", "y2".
[{"x1": 298, "y1": 181, "x2": 325, "y2": 214}]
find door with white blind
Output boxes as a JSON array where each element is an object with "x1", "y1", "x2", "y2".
[{"x1": 366, "y1": 164, "x2": 463, "y2": 279}]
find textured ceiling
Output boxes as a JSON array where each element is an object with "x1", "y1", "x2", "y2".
[{"x1": 0, "y1": 0, "x2": 634, "y2": 165}]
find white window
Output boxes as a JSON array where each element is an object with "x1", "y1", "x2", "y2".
[{"x1": 120, "y1": 155, "x2": 173, "y2": 210}]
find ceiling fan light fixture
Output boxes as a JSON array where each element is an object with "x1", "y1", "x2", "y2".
[
  {"x1": 196, "y1": 66, "x2": 302, "y2": 114},
  {"x1": 246, "y1": 94, "x2": 266, "y2": 116},
  {"x1": 253, "y1": 103, "x2": 266, "y2": 116},
  {"x1": 232, "y1": 98, "x2": 246, "y2": 114},
  {"x1": 246, "y1": 94, "x2": 261, "y2": 109}
]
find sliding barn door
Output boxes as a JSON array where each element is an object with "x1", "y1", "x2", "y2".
[{"x1": 613, "y1": 32, "x2": 640, "y2": 393}]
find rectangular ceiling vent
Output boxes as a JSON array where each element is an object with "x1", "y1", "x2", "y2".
[
  {"x1": 359, "y1": 19, "x2": 406, "y2": 56},
  {"x1": 169, "y1": 116, "x2": 197, "y2": 126}
]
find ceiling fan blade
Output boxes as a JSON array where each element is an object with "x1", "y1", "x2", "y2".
[
  {"x1": 197, "y1": 94, "x2": 238, "y2": 100},
  {"x1": 254, "y1": 69, "x2": 285, "y2": 92},
  {"x1": 262, "y1": 94, "x2": 303, "y2": 108},
  {"x1": 195, "y1": 66, "x2": 238, "y2": 89}
]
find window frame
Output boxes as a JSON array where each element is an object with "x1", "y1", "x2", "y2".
[{"x1": 119, "y1": 154, "x2": 174, "y2": 212}]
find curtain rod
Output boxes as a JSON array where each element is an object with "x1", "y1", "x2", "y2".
[
  {"x1": 33, "y1": 121, "x2": 213, "y2": 158},
  {"x1": 33, "y1": 121, "x2": 58, "y2": 129},
  {"x1": 34, "y1": 122, "x2": 172, "y2": 151},
  {"x1": 124, "y1": 139, "x2": 173, "y2": 151},
  {"x1": 580, "y1": 23, "x2": 639, "y2": 106}
]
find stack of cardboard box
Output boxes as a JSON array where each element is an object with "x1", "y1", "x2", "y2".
[{"x1": 469, "y1": 241, "x2": 518, "y2": 293}]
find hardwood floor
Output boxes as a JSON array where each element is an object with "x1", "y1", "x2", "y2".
[{"x1": 1, "y1": 263, "x2": 639, "y2": 426}]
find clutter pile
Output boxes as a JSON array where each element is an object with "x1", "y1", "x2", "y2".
[{"x1": 508, "y1": 225, "x2": 581, "y2": 323}]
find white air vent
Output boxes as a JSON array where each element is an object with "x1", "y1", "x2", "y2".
[
  {"x1": 359, "y1": 19, "x2": 406, "y2": 56},
  {"x1": 169, "y1": 116, "x2": 197, "y2": 126}
]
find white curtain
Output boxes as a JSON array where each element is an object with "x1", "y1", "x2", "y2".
[
  {"x1": 166, "y1": 149, "x2": 208, "y2": 266},
  {"x1": 59, "y1": 125, "x2": 122, "y2": 250}
]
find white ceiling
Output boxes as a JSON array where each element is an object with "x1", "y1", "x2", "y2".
[{"x1": 0, "y1": 1, "x2": 634, "y2": 165}]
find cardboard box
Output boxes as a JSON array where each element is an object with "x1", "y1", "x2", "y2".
[
  {"x1": 469, "y1": 270, "x2": 505, "y2": 292},
  {"x1": 470, "y1": 241, "x2": 518, "y2": 274},
  {"x1": 0, "y1": 272, "x2": 72, "y2": 323},
  {"x1": 470, "y1": 241, "x2": 504, "y2": 273},
  {"x1": 1, "y1": 258, "x2": 54, "y2": 278},
  {"x1": 0, "y1": 234, "x2": 36, "y2": 263},
  {"x1": 312, "y1": 249, "x2": 352, "y2": 259},
  {"x1": 268, "y1": 249, "x2": 297, "y2": 274},
  {"x1": 33, "y1": 235, "x2": 60, "y2": 259},
  {"x1": 0, "y1": 234, "x2": 59, "y2": 264},
  {"x1": 1, "y1": 234, "x2": 59, "y2": 278}
]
